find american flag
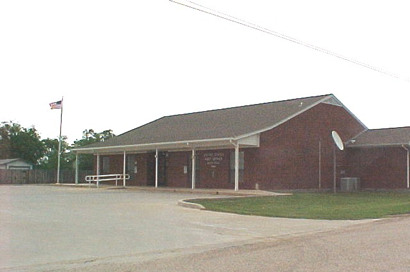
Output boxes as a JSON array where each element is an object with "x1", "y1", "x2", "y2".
[{"x1": 49, "y1": 100, "x2": 62, "y2": 110}]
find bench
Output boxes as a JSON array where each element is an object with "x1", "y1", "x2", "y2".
[{"x1": 85, "y1": 174, "x2": 130, "y2": 188}]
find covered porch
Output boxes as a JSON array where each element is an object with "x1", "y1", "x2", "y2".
[{"x1": 73, "y1": 134, "x2": 259, "y2": 191}]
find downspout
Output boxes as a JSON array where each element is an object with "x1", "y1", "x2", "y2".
[{"x1": 402, "y1": 145, "x2": 409, "y2": 189}]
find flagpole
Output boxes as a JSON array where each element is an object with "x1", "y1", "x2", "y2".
[{"x1": 56, "y1": 96, "x2": 63, "y2": 184}]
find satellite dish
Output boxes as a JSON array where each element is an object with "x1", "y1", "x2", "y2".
[{"x1": 332, "y1": 131, "x2": 344, "y2": 151}]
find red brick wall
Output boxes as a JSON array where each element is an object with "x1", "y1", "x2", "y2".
[
  {"x1": 132, "y1": 153, "x2": 149, "y2": 186},
  {"x1": 165, "y1": 150, "x2": 233, "y2": 189},
  {"x1": 167, "y1": 152, "x2": 191, "y2": 188},
  {"x1": 346, "y1": 147, "x2": 407, "y2": 189},
  {"x1": 95, "y1": 153, "x2": 151, "y2": 186},
  {"x1": 163, "y1": 103, "x2": 365, "y2": 190},
  {"x1": 244, "y1": 103, "x2": 365, "y2": 190},
  {"x1": 93, "y1": 102, "x2": 367, "y2": 190},
  {"x1": 197, "y1": 150, "x2": 232, "y2": 189}
]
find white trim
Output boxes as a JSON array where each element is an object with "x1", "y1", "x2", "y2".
[
  {"x1": 75, "y1": 153, "x2": 79, "y2": 184},
  {"x1": 74, "y1": 94, "x2": 367, "y2": 155},
  {"x1": 96, "y1": 154, "x2": 100, "y2": 185},
  {"x1": 402, "y1": 145, "x2": 409, "y2": 189},
  {"x1": 237, "y1": 134, "x2": 260, "y2": 146},
  {"x1": 123, "y1": 151, "x2": 127, "y2": 187},
  {"x1": 233, "y1": 95, "x2": 332, "y2": 140},
  {"x1": 191, "y1": 149, "x2": 196, "y2": 189},
  {"x1": 234, "y1": 95, "x2": 367, "y2": 141},
  {"x1": 347, "y1": 143, "x2": 410, "y2": 148},
  {"x1": 234, "y1": 143, "x2": 240, "y2": 191},
  {"x1": 155, "y1": 149, "x2": 159, "y2": 188},
  {"x1": 330, "y1": 96, "x2": 368, "y2": 130},
  {"x1": 73, "y1": 137, "x2": 236, "y2": 154}
]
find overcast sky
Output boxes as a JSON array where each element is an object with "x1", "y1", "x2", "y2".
[{"x1": 1, "y1": 0, "x2": 409, "y2": 143}]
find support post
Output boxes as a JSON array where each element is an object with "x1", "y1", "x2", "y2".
[
  {"x1": 333, "y1": 146, "x2": 336, "y2": 193},
  {"x1": 234, "y1": 143, "x2": 239, "y2": 191},
  {"x1": 403, "y1": 145, "x2": 410, "y2": 189},
  {"x1": 123, "y1": 151, "x2": 127, "y2": 187},
  {"x1": 407, "y1": 147, "x2": 409, "y2": 189},
  {"x1": 155, "y1": 149, "x2": 159, "y2": 188},
  {"x1": 191, "y1": 149, "x2": 196, "y2": 190},
  {"x1": 75, "y1": 153, "x2": 79, "y2": 185},
  {"x1": 96, "y1": 154, "x2": 100, "y2": 187},
  {"x1": 318, "y1": 140, "x2": 321, "y2": 190}
]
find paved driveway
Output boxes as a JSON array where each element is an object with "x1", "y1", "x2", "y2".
[{"x1": 0, "y1": 186, "x2": 371, "y2": 271}]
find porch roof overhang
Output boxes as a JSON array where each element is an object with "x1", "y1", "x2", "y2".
[
  {"x1": 346, "y1": 142, "x2": 410, "y2": 149},
  {"x1": 72, "y1": 134, "x2": 260, "y2": 155}
]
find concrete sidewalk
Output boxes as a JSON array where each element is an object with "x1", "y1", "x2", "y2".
[{"x1": 55, "y1": 183, "x2": 290, "y2": 196}]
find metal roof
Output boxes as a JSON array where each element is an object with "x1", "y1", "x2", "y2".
[
  {"x1": 347, "y1": 126, "x2": 410, "y2": 148},
  {"x1": 74, "y1": 94, "x2": 345, "y2": 153}
]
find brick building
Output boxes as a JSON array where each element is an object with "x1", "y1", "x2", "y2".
[{"x1": 74, "y1": 94, "x2": 410, "y2": 190}]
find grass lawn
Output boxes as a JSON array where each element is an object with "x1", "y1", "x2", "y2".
[{"x1": 189, "y1": 192, "x2": 410, "y2": 220}]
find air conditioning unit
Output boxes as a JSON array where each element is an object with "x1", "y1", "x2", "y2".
[{"x1": 340, "y1": 177, "x2": 360, "y2": 192}]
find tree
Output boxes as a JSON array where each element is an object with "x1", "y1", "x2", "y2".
[
  {"x1": 0, "y1": 122, "x2": 114, "y2": 170},
  {"x1": 0, "y1": 121, "x2": 45, "y2": 165},
  {"x1": 38, "y1": 137, "x2": 71, "y2": 170},
  {"x1": 69, "y1": 129, "x2": 115, "y2": 170},
  {"x1": 0, "y1": 122, "x2": 12, "y2": 159}
]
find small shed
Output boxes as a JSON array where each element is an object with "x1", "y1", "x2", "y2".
[{"x1": 0, "y1": 158, "x2": 34, "y2": 170}]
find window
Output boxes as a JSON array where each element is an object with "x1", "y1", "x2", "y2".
[{"x1": 230, "y1": 151, "x2": 244, "y2": 183}]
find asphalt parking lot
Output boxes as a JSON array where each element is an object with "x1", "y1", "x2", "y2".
[{"x1": 0, "y1": 185, "x2": 373, "y2": 271}]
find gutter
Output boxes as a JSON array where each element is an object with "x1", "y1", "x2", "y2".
[
  {"x1": 72, "y1": 137, "x2": 235, "y2": 154},
  {"x1": 346, "y1": 143, "x2": 410, "y2": 148}
]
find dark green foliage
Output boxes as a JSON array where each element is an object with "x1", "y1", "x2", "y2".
[
  {"x1": 69, "y1": 129, "x2": 115, "y2": 170},
  {"x1": 0, "y1": 121, "x2": 45, "y2": 164},
  {"x1": 0, "y1": 122, "x2": 114, "y2": 170}
]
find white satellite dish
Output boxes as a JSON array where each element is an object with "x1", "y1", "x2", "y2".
[{"x1": 331, "y1": 131, "x2": 344, "y2": 151}]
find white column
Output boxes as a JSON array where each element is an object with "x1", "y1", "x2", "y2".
[
  {"x1": 234, "y1": 144, "x2": 239, "y2": 191},
  {"x1": 191, "y1": 149, "x2": 196, "y2": 190},
  {"x1": 155, "y1": 149, "x2": 159, "y2": 188},
  {"x1": 123, "y1": 151, "x2": 127, "y2": 187},
  {"x1": 402, "y1": 145, "x2": 409, "y2": 189},
  {"x1": 318, "y1": 140, "x2": 321, "y2": 190},
  {"x1": 333, "y1": 146, "x2": 337, "y2": 193},
  {"x1": 407, "y1": 147, "x2": 409, "y2": 189},
  {"x1": 75, "y1": 153, "x2": 79, "y2": 184},
  {"x1": 96, "y1": 154, "x2": 100, "y2": 187}
]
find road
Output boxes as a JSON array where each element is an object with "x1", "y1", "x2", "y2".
[{"x1": 59, "y1": 215, "x2": 410, "y2": 272}]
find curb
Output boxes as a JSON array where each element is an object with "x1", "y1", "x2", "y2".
[{"x1": 178, "y1": 199, "x2": 206, "y2": 210}]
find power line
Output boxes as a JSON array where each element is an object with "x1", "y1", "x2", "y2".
[{"x1": 170, "y1": 0, "x2": 410, "y2": 83}]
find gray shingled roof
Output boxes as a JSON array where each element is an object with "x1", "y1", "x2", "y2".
[
  {"x1": 347, "y1": 127, "x2": 410, "y2": 147},
  {"x1": 0, "y1": 158, "x2": 31, "y2": 165},
  {"x1": 0, "y1": 159, "x2": 20, "y2": 165},
  {"x1": 75, "y1": 94, "x2": 336, "y2": 152}
]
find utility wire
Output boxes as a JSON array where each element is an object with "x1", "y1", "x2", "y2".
[{"x1": 170, "y1": 0, "x2": 410, "y2": 83}]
